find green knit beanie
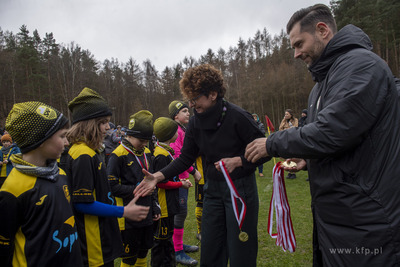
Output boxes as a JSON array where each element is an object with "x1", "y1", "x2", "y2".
[
  {"x1": 153, "y1": 117, "x2": 178, "y2": 142},
  {"x1": 68, "y1": 87, "x2": 112, "y2": 124},
  {"x1": 168, "y1": 100, "x2": 188, "y2": 119},
  {"x1": 126, "y1": 110, "x2": 154, "y2": 140},
  {"x1": 5, "y1": 101, "x2": 68, "y2": 153}
]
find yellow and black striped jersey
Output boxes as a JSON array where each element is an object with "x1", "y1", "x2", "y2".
[
  {"x1": 65, "y1": 142, "x2": 122, "y2": 266},
  {"x1": 0, "y1": 168, "x2": 82, "y2": 266},
  {"x1": 153, "y1": 146, "x2": 180, "y2": 218},
  {"x1": 107, "y1": 145, "x2": 156, "y2": 229},
  {"x1": 195, "y1": 156, "x2": 206, "y2": 185}
]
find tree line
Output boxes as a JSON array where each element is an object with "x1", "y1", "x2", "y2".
[{"x1": 0, "y1": 0, "x2": 398, "y2": 129}]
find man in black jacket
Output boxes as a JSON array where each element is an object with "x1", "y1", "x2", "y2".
[
  {"x1": 245, "y1": 4, "x2": 400, "y2": 266},
  {"x1": 298, "y1": 109, "x2": 307, "y2": 127}
]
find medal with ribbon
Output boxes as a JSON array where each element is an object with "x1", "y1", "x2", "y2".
[
  {"x1": 156, "y1": 141, "x2": 174, "y2": 160},
  {"x1": 219, "y1": 161, "x2": 248, "y2": 242},
  {"x1": 268, "y1": 162, "x2": 296, "y2": 252},
  {"x1": 121, "y1": 142, "x2": 149, "y2": 170}
]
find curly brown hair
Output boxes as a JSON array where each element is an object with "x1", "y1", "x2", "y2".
[{"x1": 179, "y1": 64, "x2": 226, "y2": 100}]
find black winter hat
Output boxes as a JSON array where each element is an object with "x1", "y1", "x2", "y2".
[
  {"x1": 6, "y1": 101, "x2": 68, "y2": 153},
  {"x1": 302, "y1": 109, "x2": 308, "y2": 115},
  {"x1": 68, "y1": 87, "x2": 112, "y2": 124},
  {"x1": 126, "y1": 110, "x2": 154, "y2": 140}
]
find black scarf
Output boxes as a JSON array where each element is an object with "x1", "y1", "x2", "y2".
[{"x1": 193, "y1": 98, "x2": 227, "y2": 130}]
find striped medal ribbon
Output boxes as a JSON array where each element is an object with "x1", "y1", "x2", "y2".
[
  {"x1": 121, "y1": 142, "x2": 149, "y2": 170},
  {"x1": 219, "y1": 161, "x2": 248, "y2": 242},
  {"x1": 268, "y1": 162, "x2": 296, "y2": 252}
]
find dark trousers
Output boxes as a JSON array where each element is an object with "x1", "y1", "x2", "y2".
[
  {"x1": 121, "y1": 225, "x2": 153, "y2": 265},
  {"x1": 152, "y1": 216, "x2": 175, "y2": 267},
  {"x1": 200, "y1": 174, "x2": 259, "y2": 267}
]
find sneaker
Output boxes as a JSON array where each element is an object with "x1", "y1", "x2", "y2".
[
  {"x1": 176, "y1": 250, "x2": 198, "y2": 266},
  {"x1": 259, "y1": 173, "x2": 264, "y2": 177},
  {"x1": 183, "y1": 244, "x2": 199, "y2": 253},
  {"x1": 196, "y1": 233, "x2": 201, "y2": 241}
]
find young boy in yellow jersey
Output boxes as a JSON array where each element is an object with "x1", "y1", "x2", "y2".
[
  {"x1": 107, "y1": 110, "x2": 161, "y2": 267},
  {"x1": 0, "y1": 101, "x2": 83, "y2": 266},
  {"x1": 151, "y1": 117, "x2": 192, "y2": 267}
]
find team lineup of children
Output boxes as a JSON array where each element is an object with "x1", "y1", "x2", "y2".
[
  {"x1": 0, "y1": 64, "x2": 265, "y2": 267},
  {"x1": 0, "y1": 86, "x2": 205, "y2": 266}
]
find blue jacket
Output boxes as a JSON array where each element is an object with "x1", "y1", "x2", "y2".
[{"x1": 0, "y1": 144, "x2": 21, "y2": 176}]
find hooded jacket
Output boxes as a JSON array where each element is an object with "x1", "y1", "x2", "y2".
[
  {"x1": 266, "y1": 25, "x2": 400, "y2": 266},
  {"x1": 0, "y1": 144, "x2": 21, "y2": 176}
]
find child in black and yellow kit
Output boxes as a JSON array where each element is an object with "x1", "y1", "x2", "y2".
[
  {"x1": 65, "y1": 88, "x2": 149, "y2": 267},
  {"x1": 194, "y1": 156, "x2": 206, "y2": 241},
  {"x1": 0, "y1": 134, "x2": 21, "y2": 187},
  {"x1": 0, "y1": 101, "x2": 82, "y2": 266},
  {"x1": 107, "y1": 110, "x2": 161, "y2": 267},
  {"x1": 151, "y1": 117, "x2": 193, "y2": 267}
]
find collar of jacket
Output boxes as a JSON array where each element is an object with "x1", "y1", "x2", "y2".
[
  {"x1": 193, "y1": 97, "x2": 224, "y2": 130},
  {"x1": 309, "y1": 24, "x2": 373, "y2": 83}
]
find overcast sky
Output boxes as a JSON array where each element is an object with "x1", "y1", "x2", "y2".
[{"x1": 0, "y1": 0, "x2": 330, "y2": 71}]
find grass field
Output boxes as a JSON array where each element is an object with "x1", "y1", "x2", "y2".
[{"x1": 115, "y1": 158, "x2": 313, "y2": 266}]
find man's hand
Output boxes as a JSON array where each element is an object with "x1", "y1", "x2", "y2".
[
  {"x1": 245, "y1": 137, "x2": 269, "y2": 163},
  {"x1": 214, "y1": 157, "x2": 242, "y2": 173},
  {"x1": 181, "y1": 179, "x2": 193, "y2": 189},
  {"x1": 281, "y1": 158, "x2": 307, "y2": 172},
  {"x1": 193, "y1": 170, "x2": 202, "y2": 183},
  {"x1": 123, "y1": 195, "x2": 150, "y2": 221},
  {"x1": 134, "y1": 169, "x2": 164, "y2": 197}
]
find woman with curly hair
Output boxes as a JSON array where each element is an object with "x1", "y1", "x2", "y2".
[{"x1": 135, "y1": 64, "x2": 269, "y2": 267}]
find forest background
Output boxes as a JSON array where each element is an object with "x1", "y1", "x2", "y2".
[{"x1": 0, "y1": 0, "x2": 399, "y2": 128}]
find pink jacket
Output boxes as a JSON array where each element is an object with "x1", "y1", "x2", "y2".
[{"x1": 170, "y1": 124, "x2": 194, "y2": 179}]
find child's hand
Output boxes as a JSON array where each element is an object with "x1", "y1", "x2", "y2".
[
  {"x1": 153, "y1": 213, "x2": 161, "y2": 221},
  {"x1": 123, "y1": 195, "x2": 150, "y2": 221},
  {"x1": 0, "y1": 162, "x2": 3, "y2": 165},
  {"x1": 181, "y1": 179, "x2": 192, "y2": 189},
  {"x1": 193, "y1": 170, "x2": 202, "y2": 183},
  {"x1": 3, "y1": 160, "x2": 8, "y2": 164}
]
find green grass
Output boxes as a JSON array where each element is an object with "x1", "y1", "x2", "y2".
[{"x1": 115, "y1": 159, "x2": 313, "y2": 266}]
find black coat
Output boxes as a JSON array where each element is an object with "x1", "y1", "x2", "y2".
[
  {"x1": 161, "y1": 98, "x2": 268, "y2": 181},
  {"x1": 267, "y1": 25, "x2": 400, "y2": 266}
]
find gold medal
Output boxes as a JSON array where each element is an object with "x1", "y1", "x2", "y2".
[
  {"x1": 239, "y1": 231, "x2": 249, "y2": 242},
  {"x1": 282, "y1": 161, "x2": 297, "y2": 168}
]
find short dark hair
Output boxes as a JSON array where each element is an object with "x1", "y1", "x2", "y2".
[{"x1": 286, "y1": 4, "x2": 337, "y2": 35}]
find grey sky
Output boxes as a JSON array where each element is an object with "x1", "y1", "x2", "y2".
[{"x1": 0, "y1": 0, "x2": 330, "y2": 71}]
